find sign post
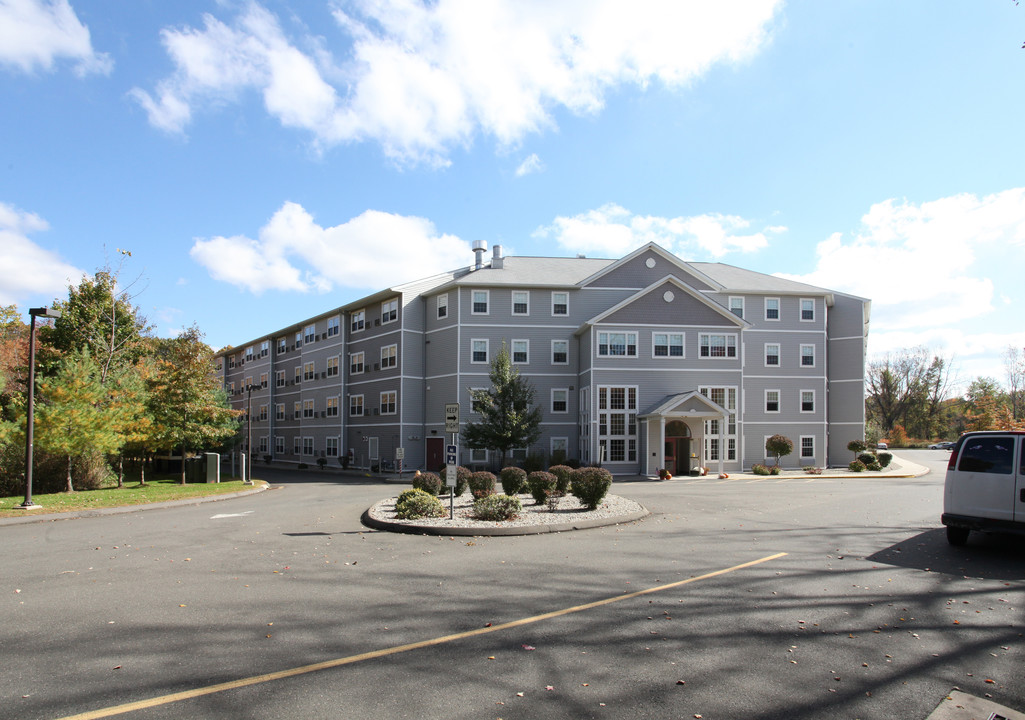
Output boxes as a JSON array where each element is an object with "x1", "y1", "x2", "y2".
[
  {"x1": 395, "y1": 447, "x2": 405, "y2": 479},
  {"x1": 444, "y1": 403, "x2": 459, "y2": 519}
]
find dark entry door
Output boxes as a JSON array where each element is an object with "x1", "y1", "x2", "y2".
[{"x1": 426, "y1": 437, "x2": 444, "y2": 472}]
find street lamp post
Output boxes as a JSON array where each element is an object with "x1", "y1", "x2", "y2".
[
  {"x1": 21, "y1": 307, "x2": 61, "y2": 509},
  {"x1": 245, "y1": 383, "x2": 253, "y2": 485}
]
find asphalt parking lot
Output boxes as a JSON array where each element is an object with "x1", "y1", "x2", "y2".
[{"x1": 2, "y1": 450, "x2": 1022, "y2": 720}]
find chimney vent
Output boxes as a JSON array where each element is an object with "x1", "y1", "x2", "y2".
[
  {"x1": 472, "y1": 240, "x2": 488, "y2": 270},
  {"x1": 492, "y1": 244, "x2": 504, "y2": 269}
]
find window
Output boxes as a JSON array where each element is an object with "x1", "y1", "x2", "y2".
[
  {"x1": 259, "y1": 372, "x2": 268, "y2": 387},
  {"x1": 800, "y1": 298, "x2": 815, "y2": 322},
  {"x1": 304, "y1": 361, "x2": 315, "y2": 381},
  {"x1": 276, "y1": 370, "x2": 285, "y2": 387},
  {"x1": 653, "y1": 332, "x2": 684, "y2": 358},
  {"x1": 551, "y1": 437, "x2": 568, "y2": 458},
  {"x1": 471, "y1": 448, "x2": 488, "y2": 463},
  {"x1": 380, "y1": 391, "x2": 397, "y2": 415},
  {"x1": 764, "y1": 343, "x2": 780, "y2": 367},
  {"x1": 303, "y1": 437, "x2": 314, "y2": 456},
  {"x1": 471, "y1": 339, "x2": 489, "y2": 364},
  {"x1": 351, "y1": 310, "x2": 365, "y2": 333},
  {"x1": 228, "y1": 381, "x2": 235, "y2": 395},
  {"x1": 304, "y1": 325, "x2": 316, "y2": 344},
  {"x1": 381, "y1": 298, "x2": 398, "y2": 324},
  {"x1": 729, "y1": 296, "x2": 744, "y2": 318},
  {"x1": 699, "y1": 333, "x2": 737, "y2": 358},
  {"x1": 470, "y1": 388, "x2": 488, "y2": 414},
  {"x1": 303, "y1": 399, "x2": 315, "y2": 418},
  {"x1": 437, "y1": 293, "x2": 448, "y2": 318},
  {"x1": 765, "y1": 298, "x2": 780, "y2": 321},
  {"x1": 512, "y1": 291, "x2": 529, "y2": 315},
  {"x1": 294, "y1": 366, "x2": 302, "y2": 384},
  {"x1": 349, "y1": 395, "x2": 364, "y2": 417},
  {"x1": 276, "y1": 404, "x2": 285, "y2": 421},
  {"x1": 277, "y1": 337, "x2": 286, "y2": 354},
  {"x1": 244, "y1": 376, "x2": 253, "y2": 390},
  {"x1": 552, "y1": 291, "x2": 568, "y2": 316},
  {"x1": 259, "y1": 436, "x2": 268, "y2": 453},
  {"x1": 957, "y1": 437, "x2": 1015, "y2": 474},
  {"x1": 293, "y1": 401, "x2": 301, "y2": 420},
  {"x1": 381, "y1": 344, "x2": 397, "y2": 369},
  {"x1": 259, "y1": 340, "x2": 269, "y2": 357},
  {"x1": 326, "y1": 437, "x2": 338, "y2": 457},
  {"x1": 259, "y1": 404, "x2": 268, "y2": 421},
  {"x1": 699, "y1": 387, "x2": 737, "y2": 461},
  {"x1": 552, "y1": 388, "x2": 568, "y2": 413},
  {"x1": 801, "y1": 390, "x2": 815, "y2": 413},
  {"x1": 326, "y1": 397, "x2": 339, "y2": 417},
  {"x1": 350, "y1": 351, "x2": 364, "y2": 375},
  {"x1": 765, "y1": 390, "x2": 780, "y2": 413},
  {"x1": 472, "y1": 290, "x2": 489, "y2": 314},
  {"x1": 327, "y1": 315, "x2": 340, "y2": 337},
  {"x1": 597, "y1": 386, "x2": 637, "y2": 463},
  {"x1": 800, "y1": 344, "x2": 815, "y2": 367},
  {"x1": 801, "y1": 436, "x2": 815, "y2": 459},
  {"x1": 598, "y1": 332, "x2": 637, "y2": 357},
  {"x1": 552, "y1": 339, "x2": 568, "y2": 365},
  {"x1": 294, "y1": 330, "x2": 302, "y2": 348},
  {"x1": 275, "y1": 436, "x2": 284, "y2": 454},
  {"x1": 294, "y1": 436, "x2": 301, "y2": 455},
  {"x1": 245, "y1": 346, "x2": 253, "y2": 361},
  {"x1": 326, "y1": 356, "x2": 339, "y2": 377},
  {"x1": 512, "y1": 339, "x2": 528, "y2": 364},
  {"x1": 229, "y1": 355, "x2": 236, "y2": 369}
]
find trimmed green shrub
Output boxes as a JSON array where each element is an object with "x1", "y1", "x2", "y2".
[
  {"x1": 847, "y1": 440, "x2": 867, "y2": 456},
  {"x1": 468, "y1": 471, "x2": 497, "y2": 498},
  {"x1": 527, "y1": 471, "x2": 557, "y2": 505},
  {"x1": 548, "y1": 465, "x2": 573, "y2": 493},
  {"x1": 570, "y1": 467, "x2": 613, "y2": 510},
  {"x1": 848, "y1": 460, "x2": 866, "y2": 472},
  {"x1": 449, "y1": 466, "x2": 470, "y2": 496},
  {"x1": 472, "y1": 493, "x2": 522, "y2": 521},
  {"x1": 769, "y1": 465, "x2": 782, "y2": 475},
  {"x1": 394, "y1": 489, "x2": 446, "y2": 520},
  {"x1": 866, "y1": 461, "x2": 882, "y2": 471},
  {"x1": 751, "y1": 463, "x2": 771, "y2": 475},
  {"x1": 500, "y1": 466, "x2": 528, "y2": 495},
  {"x1": 412, "y1": 471, "x2": 443, "y2": 496},
  {"x1": 765, "y1": 434, "x2": 794, "y2": 467},
  {"x1": 877, "y1": 452, "x2": 892, "y2": 468},
  {"x1": 803, "y1": 466, "x2": 823, "y2": 475},
  {"x1": 857, "y1": 452, "x2": 876, "y2": 466}
]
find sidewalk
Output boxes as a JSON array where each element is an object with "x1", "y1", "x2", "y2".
[{"x1": 637, "y1": 452, "x2": 932, "y2": 483}]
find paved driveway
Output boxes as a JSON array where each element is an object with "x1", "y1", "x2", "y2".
[{"x1": 2, "y1": 451, "x2": 1022, "y2": 720}]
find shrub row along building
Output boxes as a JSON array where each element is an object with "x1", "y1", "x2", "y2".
[{"x1": 216, "y1": 242, "x2": 869, "y2": 476}]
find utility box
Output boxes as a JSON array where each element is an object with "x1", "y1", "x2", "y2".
[{"x1": 204, "y1": 453, "x2": 220, "y2": 483}]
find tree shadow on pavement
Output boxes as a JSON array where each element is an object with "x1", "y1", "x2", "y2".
[{"x1": 866, "y1": 527, "x2": 1025, "y2": 581}]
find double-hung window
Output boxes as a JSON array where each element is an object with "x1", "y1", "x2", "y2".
[
  {"x1": 380, "y1": 391, "x2": 397, "y2": 415},
  {"x1": 245, "y1": 346, "x2": 253, "y2": 362},
  {"x1": 381, "y1": 344, "x2": 397, "y2": 369},
  {"x1": 729, "y1": 297, "x2": 744, "y2": 318},
  {"x1": 512, "y1": 291, "x2": 529, "y2": 315},
  {"x1": 765, "y1": 390, "x2": 780, "y2": 413},
  {"x1": 437, "y1": 294, "x2": 448, "y2": 318},
  {"x1": 512, "y1": 340, "x2": 528, "y2": 364},
  {"x1": 699, "y1": 333, "x2": 737, "y2": 358},
  {"x1": 764, "y1": 343, "x2": 780, "y2": 367},
  {"x1": 653, "y1": 332, "x2": 684, "y2": 358},
  {"x1": 598, "y1": 332, "x2": 637, "y2": 357},
  {"x1": 800, "y1": 298, "x2": 815, "y2": 322},
  {"x1": 327, "y1": 316, "x2": 340, "y2": 337},
  {"x1": 552, "y1": 388, "x2": 568, "y2": 413},
  {"x1": 303, "y1": 399, "x2": 315, "y2": 418},
  {"x1": 351, "y1": 310, "x2": 365, "y2": 333},
  {"x1": 801, "y1": 436, "x2": 815, "y2": 459},
  {"x1": 765, "y1": 298, "x2": 780, "y2": 321},
  {"x1": 326, "y1": 356, "x2": 339, "y2": 377},
  {"x1": 552, "y1": 292, "x2": 568, "y2": 316},
  {"x1": 276, "y1": 403, "x2": 285, "y2": 421},
  {"x1": 472, "y1": 290, "x2": 489, "y2": 315},
  {"x1": 349, "y1": 395, "x2": 364, "y2": 417},
  {"x1": 800, "y1": 344, "x2": 816, "y2": 367},
  {"x1": 326, "y1": 397, "x2": 339, "y2": 417},
  {"x1": 303, "y1": 362, "x2": 315, "y2": 381},
  {"x1": 801, "y1": 390, "x2": 815, "y2": 413},
  {"x1": 304, "y1": 325, "x2": 316, "y2": 344},
  {"x1": 303, "y1": 437, "x2": 314, "y2": 456},
  {"x1": 381, "y1": 299, "x2": 398, "y2": 324},
  {"x1": 552, "y1": 340, "x2": 568, "y2": 365},
  {"x1": 259, "y1": 404, "x2": 268, "y2": 421},
  {"x1": 350, "y1": 351, "x2": 364, "y2": 375},
  {"x1": 471, "y1": 339, "x2": 489, "y2": 364},
  {"x1": 276, "y1": 370, "x2": 285, "y2": 387},
  {"x1": 325, "y1": 438, "x2": 339, "y2": 456},
  {"x1": 277, "y1": 337, "x2": 286, "y2": 354}
]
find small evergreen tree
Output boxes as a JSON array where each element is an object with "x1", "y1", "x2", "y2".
[
  {"x1": 463, "y1": 345, "x2": 542, "y2": 469},
  {"x1": 765, "y1": 434, "x2": 794, "y2": 468}
]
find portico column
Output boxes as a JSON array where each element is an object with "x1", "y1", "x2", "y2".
[{"x1": 718, "y1": 412, "x2": 725, "y2": 476}]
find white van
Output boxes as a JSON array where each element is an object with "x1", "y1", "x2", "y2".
[{"x1": 942, "y1": 431, "x2": 1025, "y2": 545}]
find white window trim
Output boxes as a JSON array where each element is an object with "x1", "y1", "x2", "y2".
[
  {"x1": 381, "y1": 344, "x2": 397, "y2": 368},
  {"x1": 303, "y1": 437, "x2": 314, "y2": 456},
  {"x1": 551, "y1": 291, "x2": 569, "y2": 316},
  {"x1": 350, "y1": 351, "x2": 364, "y2": 375},
  {"x1": 765, "y1": 297, "x2": 780, "y2": 321},
  {"x1": 551, "y1": 388, "x2": 569, "y2": 414},
  {"x1": 800, "y1": 389, "x2": 816, "y2": 413},
  {"x1": 304, "y1": 325, "x2": 316, "y2": 344},
  {"x1": 380, "y1": 390, "x2": 397, "y2": 415},
  {"x1": 800, "y1": 435, "x2": 816, "y2": 460},
  {"x1": 349, "y1": 394, "x2": 364, "y2": 417},
  {"x1": 698, "y1": 333, "x2": 738, "y2": 359},
  {"x1": 512, "y1": 290, "x2": 530, "y2": 316},
  {"x1": 764, "y1": 342, "x2": 781, "y2": 368},
  {"x1": 551, "y1": 437, "x2": 568, "y2": 456},
  {"x1": 437, "y1": 293, "x2": 448, "y2": 318},
  {"x1": 765, "y1": 389, "x2": 781, "y2": 414},
  {"x1": 800, "y1": 344, "x2": 816, "y2": 368},
  {"x1": 551, "y1": 339, "x2": 569, "y2": 365},
  {"x1": 327, "y1": 315, "x2": 341, "y2": 336},
  {"x1": 381, "y1": 298, "x2": 398, "y2": 325},
  {"x1": 799, "y1": 298, "x2": 815, "y2": 322},
  {"x1": 511, "y1": 339, "x2": 529, "y2": 364},
  {"x1": 652, "y1": 332, "x2": 685, "y2": 359},
  {"x1": 471, "y1": 289, "x2": 490, "y2": 316},
  {"x1": 597, "y1": 331, "x2": 638, "y2": 358},
  {"x1": 351, "y1": 309, "x2": 366, "y2": 333},
  {"x1": 728, "y1": 296, "x2": 745, "y2": 319},
  {"x1": 471, "y1": 338, "x2": 489, "y2": 364}
]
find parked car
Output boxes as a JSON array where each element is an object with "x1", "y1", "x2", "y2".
[
  {"x1": 876, "y1": 442, "x2": 888, "y2": 450},
  {"x1": 942, "y1": 431, "x2": 1025, "y2": 545},
  {"x1": 929, "y1": 441, "x2": 955, "y2": 450}
]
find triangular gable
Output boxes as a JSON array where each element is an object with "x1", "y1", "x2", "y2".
[
  {"x1": 639, "y1": 391, "x2": 727, "y2": 419},
  {"x1": 580, "y1": 275, "x2": 749, "y2": 332},
  {"x1": 577, "y1": 242, "x2": 724, "y2": 292}
]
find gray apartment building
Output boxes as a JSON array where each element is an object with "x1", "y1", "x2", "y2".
[{"x1": 216, "y1": 242, "x2": 870, "y2": 476}]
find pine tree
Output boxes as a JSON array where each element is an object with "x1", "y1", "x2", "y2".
[{"x1": 463, "y1": 345, "x2": 543, "y2": 469}]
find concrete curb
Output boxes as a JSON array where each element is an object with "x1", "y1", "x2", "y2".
[
  {"x1": 0, "y1": 482, "x2": 269, "y2": 527},
  {"x1": 360, "y1": 506, "x2": 651, "y2": 537}
]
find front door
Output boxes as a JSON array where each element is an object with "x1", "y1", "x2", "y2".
[
  {"x1": 665, "y1": 421, "x2": 692, "y2": 475},
  {"x1": 426, "y1": 437, "x2": 444, "y2": 472}
]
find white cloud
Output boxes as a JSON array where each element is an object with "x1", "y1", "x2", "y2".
[
  {"x1": 533, "y1": 203, "x2": 780, "y2": 259},
  {"x1": 0, "y1": 0, "x2": 112, "y2": 76},
  {"x1": 190, "y1": 202, "x2": 469, "y2": 294},
  {"x1": 0, "y1": 202, "x2": 84, "y2": 305},
  {"x1": 515, "y1": 153, "x2": 544, "y2": 177},
  {"x1": 133, "y1": 0, "x2": 781, "y2": 163}
]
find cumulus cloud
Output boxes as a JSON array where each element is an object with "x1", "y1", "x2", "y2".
[
  {"x1": 190, "y1": 202, "x2": 469, "y2": 294},
  {"x1": 132, "y1": 0, "x2": 781, "y2": 164},
  {"x1": 0, "y1": 0, "x2": 112, "y2": 76},
  {"x1": 0, "y1": 202, "x2": 84, "y2": 305},
  {"x1": 515, "y1": 153, "x2": 544, "y2": 177},
  {"x1": 533, "y1": 203, "x2": 780, "y2": 259}
]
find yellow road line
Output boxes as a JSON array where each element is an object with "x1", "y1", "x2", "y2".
[{"x1": 59, "y1": 552, "x2": 788, "y2": 720}]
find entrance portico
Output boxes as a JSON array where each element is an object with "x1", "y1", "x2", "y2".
[{"x1": 639, "y1": 391, "x2": 729, "y2": 478}]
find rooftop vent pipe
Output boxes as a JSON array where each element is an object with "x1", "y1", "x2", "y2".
[
  {"x1": 492, "y1": 244, "x2": 504, "y2": 269},
  {"x1": 472, "y1": 240, "x2": 488, "y2": 270}
]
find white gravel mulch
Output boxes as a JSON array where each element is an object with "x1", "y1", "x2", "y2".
[{"x1": 366, "y1": 492, "x2": 645, "y2": 530}]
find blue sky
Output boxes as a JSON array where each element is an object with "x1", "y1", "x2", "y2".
[{"x1": 1, "y1": 0, "x2": 1023, "y2": 395}]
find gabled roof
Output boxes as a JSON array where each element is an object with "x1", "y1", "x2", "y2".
[
  {"x1": 577, "y1": 274, "x2": 749, "y2": 335},
  {"x1": 691, "y1": 262, "x2": 837, "y2": 303},
  {"x1": 578, "y1": 242, "x2": 725, "y2": 291},
  {"x1": 639, "y1": 391, "x2": 728, "y2": 419}
]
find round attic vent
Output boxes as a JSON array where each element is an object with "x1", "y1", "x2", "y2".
[
  {"x1": 646, "y1": 258, "x2": 656, "y2": 268},
  {"x1": 663, "y1": 291, "x2": 675, "y2": 302}
]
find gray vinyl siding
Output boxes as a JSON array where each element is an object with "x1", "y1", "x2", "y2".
[
  {"x1": 600, "y1": 283, "x2": 731, "y2": 327},
  {"x1": 585, "y1": 248, "x2": 716, "y2": 292}
]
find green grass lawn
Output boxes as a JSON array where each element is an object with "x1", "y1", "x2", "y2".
[{"x1": 0, "y1": 478, "x2": 264, "y2": 519}]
